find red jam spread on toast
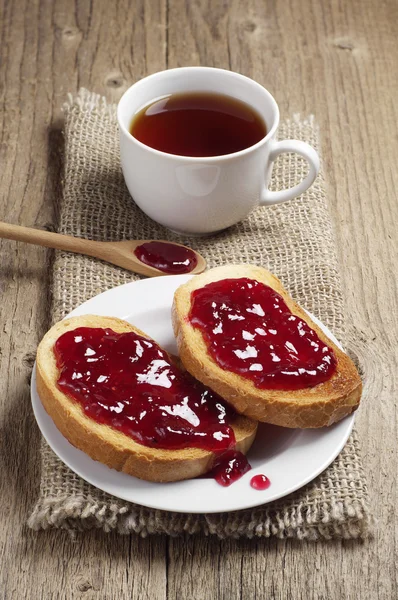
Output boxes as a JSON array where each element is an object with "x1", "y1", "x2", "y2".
[
  {"x1": 54, "y1": 327, "x2": 239, "y2": 453},
  {"x1": 134, "y1": 241, "x2": 198, "y2": 274},
  {"x1": 210, "y1": 450, "x2": 251, "y2": 486},
  {"x1": 250, "y1": 474, "x2": 271, "y2": 490},
  {"x1": 188, "y1": 278, "x2": 337, "y2": 390}
]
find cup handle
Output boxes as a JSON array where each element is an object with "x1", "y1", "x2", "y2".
[{"x1": 260, "y1": 139, "x2": 320, "y2": 205}]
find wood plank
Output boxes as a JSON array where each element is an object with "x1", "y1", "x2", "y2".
[
  {"x1": 165, "y1": 0, "x2": 398, "y2": 599},
  {"x1": 0, "y1": 0, "x2": 397, "y2": 598},
  {"x1": 0, "y1": 0, "x2": 167, "y2": 599}
]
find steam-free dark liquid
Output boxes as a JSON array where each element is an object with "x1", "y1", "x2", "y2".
[{"x1": 130, "y1": 92, "x2": 267, "y2": 157}]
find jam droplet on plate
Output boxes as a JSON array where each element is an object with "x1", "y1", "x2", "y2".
[
  {"x1": 189, "y1": 278, "x2": 337, "y2": 390},
  {"x1": 210, "y1": 450, "x2": 251, "y2": 487},
  {"x1": 54, "y1": 327, "x2": 237, "y2": 453},
  {"x1": 134, "y1": 241, "x2": 198, "y2": 274},
  {"x1": 250, "y1": 474, "x2": 271, "y2": 490}
]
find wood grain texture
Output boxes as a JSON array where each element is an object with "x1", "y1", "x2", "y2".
[{"x1": 0, "y1": 0, "x2": 396, "y2": 598}]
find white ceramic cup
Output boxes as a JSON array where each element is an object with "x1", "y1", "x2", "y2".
[{"x1": 118, "y1": 67, "x2": 320, "y2": 235}]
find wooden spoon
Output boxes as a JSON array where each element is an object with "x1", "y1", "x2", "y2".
[{"x1": 0, "y1": 221, "x2": 206, "y2": 277}]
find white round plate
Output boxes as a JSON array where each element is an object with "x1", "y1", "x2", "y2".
[{"x1": 31, "y1": 274, "x2": 355, "y2": 514}]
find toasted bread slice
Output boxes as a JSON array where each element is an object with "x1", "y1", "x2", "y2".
[
  {"x1": 36, "y1": 315, "x2": 257, "y2": 482},
  {"x1": 172, "y1": 265, "x2": 362, "y2": 428}
]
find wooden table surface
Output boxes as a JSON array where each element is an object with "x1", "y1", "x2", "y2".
[{"x1": 1, "y1": 0, "x2": 397, "y2": 598}]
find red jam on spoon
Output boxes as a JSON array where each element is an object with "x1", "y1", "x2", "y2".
[
  {"x1": 189, "y1": 278, "x2": 337, "y2": 390},
  {"x1": 134, "y1": 241, "x2": 198, "y2": 274}
]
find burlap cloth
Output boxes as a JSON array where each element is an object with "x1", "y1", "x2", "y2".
[{"x1": 28, "y1": 89, "x2": 370, "y2": 539}]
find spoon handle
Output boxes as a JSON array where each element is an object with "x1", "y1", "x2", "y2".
[{"x1": 0, "y1": 221, "x2": 104, "y2": 257}]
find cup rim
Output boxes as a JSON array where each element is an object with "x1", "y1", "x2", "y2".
[{"x1": 117, "y1": 66, "x2": 280, "y2": 162}]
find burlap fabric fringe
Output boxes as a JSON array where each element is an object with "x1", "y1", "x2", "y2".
[{"x1": 28, "y1": 89, "x2": 370, "y2": 539}]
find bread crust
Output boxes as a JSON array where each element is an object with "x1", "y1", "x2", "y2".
[
  {"x1": 172, "y1": 265, "x2": 362, "y2": 428},
  {"x1": 36, "y1": 315, "x2": 257, "y2": 482}
]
